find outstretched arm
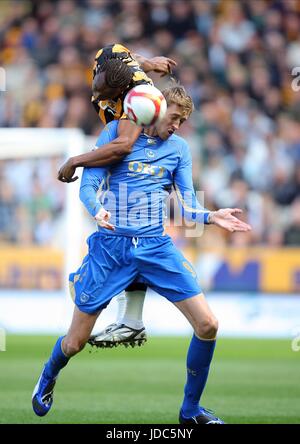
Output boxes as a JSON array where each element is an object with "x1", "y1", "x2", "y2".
[
  {"x1": 134, "y1": 54, "x2": 177, "y2": 77},
  {"x1": 58, "y1": 119, "x2": 142, "y2": 183},
  {"x1": 174, "y1": 141, "x2": 252, "y2": 233}
]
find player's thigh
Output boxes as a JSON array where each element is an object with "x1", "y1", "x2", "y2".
[
  {"x1": 175, "y1": 294, "x2": 218, "y2": 339},
  {"x1": 137, "y1": 236, "x2": 201, "y2": 302},
  {"x1": 70, "y1": 233, "x2": 138, "y2": 313}
]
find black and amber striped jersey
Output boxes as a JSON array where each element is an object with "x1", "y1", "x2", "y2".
[{"x1": 91, "y1": 43, "x2": 153, "y2": 125}]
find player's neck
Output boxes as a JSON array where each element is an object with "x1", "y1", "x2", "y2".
[{"x1": 144, "y1": 125, "x2": 158, "y2": 138}]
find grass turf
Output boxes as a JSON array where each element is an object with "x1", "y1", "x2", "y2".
[{"x1": 0, "y1": 336, "x2": 299, "y2": 424}]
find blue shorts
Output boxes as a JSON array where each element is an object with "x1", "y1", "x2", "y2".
[{"x1": 69, "y1": 232, "x2": 202, "y2": 314}]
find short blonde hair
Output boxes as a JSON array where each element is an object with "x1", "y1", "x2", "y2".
[{"x1": 162, "y1": 85, "x2": 194, "y2": 119}]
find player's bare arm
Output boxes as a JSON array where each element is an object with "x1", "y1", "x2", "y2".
[
  {"x1": 57, "y1": 119, "x2": 142, "y2": 183},
  {"x1": 134, "y1": 54, "x2": 177, "y2": 77},
  {"x1": 57, "y1": 48, "x2": 174, "y2": 183}
]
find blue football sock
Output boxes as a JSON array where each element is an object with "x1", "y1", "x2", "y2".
[
  {"x1": 181, "y1": 334, "x2": 216, "y2": 418},
  {"x1": 44, "y1": 336, "x2": 69, "y2": 379}
]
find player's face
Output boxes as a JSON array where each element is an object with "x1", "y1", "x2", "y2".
[
  {"x1": 92, "y1": 72, "x2": 124, "y2": 100},
  {"x1": 155, "y1": 104, "x2": 187, "y2": 140}
]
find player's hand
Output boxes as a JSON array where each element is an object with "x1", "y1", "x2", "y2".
[
  {"x1": 95, "y1": 207, "x2": 115, "y2": 231},
  {"x1": 149, "y1": 56, "x2": 177, "y2": 77},
  {"x1": 209, "y1": 209, "x2": 252, "y2": 233},
  {"x1": 57, "y1": 159, "x2": 79, "y2": 183}
]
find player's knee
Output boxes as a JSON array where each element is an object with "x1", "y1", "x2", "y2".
[
  {"x1": 62, "y1": 337, "x2": 86, "y2": 357},
  {"x1": 195, "y1": 316, "x2": 218, "y2": 340}
]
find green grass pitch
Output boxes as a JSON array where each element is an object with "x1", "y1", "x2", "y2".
[{"x1": 0, "y1": 335, "x2": 299, "y2": 424}]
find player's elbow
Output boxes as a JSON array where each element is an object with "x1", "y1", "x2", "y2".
[
  {"x1": 194, "y1": 315, "x2": 218, "y2": 340},
  {"x1": 114, "y1": 136, "x2": 133, "y2": 156}
]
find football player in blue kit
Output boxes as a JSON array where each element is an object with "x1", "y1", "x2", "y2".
[
  {"x1": 33, "y1": 86, "x2": 251, "y2": 423},
  {"x1": 58, "y1": 43, "x2": 177, "y2": 347}
]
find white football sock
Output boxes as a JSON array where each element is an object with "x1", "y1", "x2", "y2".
[
  {"x1": 116, "y1": 294, "x2": 127, "y2": 322},
  {"x1": 118, "y1": 290, "x2": 146, "y2": 330}
]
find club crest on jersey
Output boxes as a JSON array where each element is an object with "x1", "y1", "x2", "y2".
[
  {"x1": 80, "y1": 293, "x2": 90, "y2": 304},
  {"x1": 145, "y1": 148, "x2": 156, "y2": 159}
]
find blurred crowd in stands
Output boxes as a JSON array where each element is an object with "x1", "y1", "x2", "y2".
[{"x1": 0, "y1": 0, "x2": 300, "y2": 247}]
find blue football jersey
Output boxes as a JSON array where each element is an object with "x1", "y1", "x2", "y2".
[{"x1": 80, "y1": 120, "x2": 210, "y2": 236}]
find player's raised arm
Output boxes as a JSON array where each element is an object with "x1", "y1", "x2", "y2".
[
  {"x1": 174, "y1": 140, "x2": 252, "y2": 233},
  {"x1": 58, "y1": 119, "x2": 142, "y2": 183},
  {"x1": 134, "y1": 54, "x2": 177, "y2": 77}
]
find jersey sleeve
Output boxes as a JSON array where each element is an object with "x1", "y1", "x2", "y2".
[
  {"x1": 94, "y1": 120, "x2": 118, "y2": 148},
  {"x1": 79, "y1": 168, "x2": 107, "y2": 217},
  {"x1": 79, "y1": 122, "x2": 118, "y2": 217},
  {"x1": 173, "y1": 140, "x2": 210, "y2": 225}
]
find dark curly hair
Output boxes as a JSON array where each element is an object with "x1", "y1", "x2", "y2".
[{"x1": 94, "y1": 57, "x2": 133, "y2": 91}]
